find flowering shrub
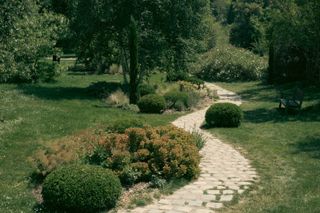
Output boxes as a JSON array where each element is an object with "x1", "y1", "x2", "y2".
[
  {"x1": 31, "y1": 130, "x2": 101, "y2": 177},
  {"x1": 196, "y1": 46, "x2": 267, "y2": 82},
  {"x1": 89, "y1": 125, "x2": 200, "y2": 185},
  {"x1": 32, "y1": 126, "x2": 201, "y2": 187}
]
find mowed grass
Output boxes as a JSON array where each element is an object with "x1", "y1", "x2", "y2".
[
  {"x1": 209, "y1": 82, "x2": 320, "y2": 213},
  {"x1": 0, "y1": 62, "x2": 179, "y2": 212}
]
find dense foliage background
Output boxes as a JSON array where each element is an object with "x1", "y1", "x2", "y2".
[{"x1": 0, "y1": 0, "x2": 319, "y2": 83}]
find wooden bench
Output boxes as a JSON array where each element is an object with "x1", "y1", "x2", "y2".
[{"x1": 279, "y1": 88, "x2": 304, "y2": 111}]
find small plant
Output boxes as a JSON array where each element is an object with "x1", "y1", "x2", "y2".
[
  {"x1": 42, "y1": 164, "x2": 122, "y2": 212},
  {"x1": 120, "y1": 104, "x2": 140, "y2": 112},
  {"x1": 186, "y1": 76, "x2": 205, "y2": 89},
  {"x1": 138, "y1": 84, "x2": 156, "y2": 97},
  {"x1": 205, "y1": 103, "x2": 243, "y2": 127},
  {"x1": 105, "y1": 90, "x2": 129, "y2": 106},
  {"x1": 150, "y1": 175, "x2": 167, "y2": 188},
  {"x1": 108, "y1": 64, "x2": 123, "y2": 75},
  {"x1": 191, "y1": 130, "x2": 206, "y2": 150},
  {"x1": 137, "y1": 94, "x2": 166, "y2": 113}
]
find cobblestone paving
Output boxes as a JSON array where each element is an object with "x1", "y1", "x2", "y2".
[{"x1": 121, "y1": 83, "x2": 258, "y2": 213}]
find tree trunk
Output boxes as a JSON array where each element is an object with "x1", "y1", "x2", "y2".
[{"x1": 129, "y1": 17, "x2": 139, "y2": 104}]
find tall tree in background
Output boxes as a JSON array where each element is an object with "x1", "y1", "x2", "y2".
[
  {"x1": 128, "y1": 17, "x2": 139, "y2": 104},
  {"x1": 0, "y1": 0, "x2": 67, "y2": 83},
  {"x1": 68, "y1": 0, "x2": 212, "y2": 81},
  {"x1": 268, "y1": 0, "x2": 320, "y2": 84}
]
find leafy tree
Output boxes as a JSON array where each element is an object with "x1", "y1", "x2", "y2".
[
  {"x1": 229, "y1": 1, "x2": 264, "y2": 49},
  {"x1": 0, "y1": 0, "x2": 67, "y2": 83},
  {"x1": 268, "y1": 0, "x2": 320, "y2": 84},
  {"x1": 68, "y1": 0, "x2": 212, "y2": 99},
  {"x1": 210, "y1": 0, "x2": 231, "y2": 23}
]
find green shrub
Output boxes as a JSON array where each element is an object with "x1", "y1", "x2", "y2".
[
  {"x1": 164, "y1": 91, "x2": 189, "y2": 110},
  {"x1": 137, "y1": 94, "x2": 166, "y2": 113},
  {"x1": 42, "y1": 164, "x2": 122, "y2": 212},
  {"x1": 89, "y1": 125, "x2": 200, "y2": 182},
  {"x1": 87, "y1": 81, "x2": 124, "y2": 98},
  {"x1": 35, "y1": 61, "x2": 60, "y2": 82},
  {"x1": 196, "y1": 47, "x2": 267, "y2": 82},
  {"x1": 185, "y1": 76, "x2": 205, "y2": 88},
  {"x1": 107, "y1": 119, "x2": 144, "y2": 133},
  {"x1": 120, "y1": 104, "x2": 140, "y2": 112},
  {"x1": 138, "y1": 84, "x2": 156, "y2": 97},
  {"x1": 205, "y1": 103, "x2": 243, "y2": 127}
]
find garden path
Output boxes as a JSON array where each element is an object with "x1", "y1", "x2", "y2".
[{"x1": 123, "y1": 83, "x2": 258, "y2": 213}]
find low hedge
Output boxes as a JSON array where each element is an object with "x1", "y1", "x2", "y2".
[
  {"x1": 137, "y1": 94, "x2": 166, "y2": 113},
  {"x1": 205, "y1": 103, "x2": 243, "y2": 127},
  {"x1": 42, "y1": 164, "x2": 122, "y2": 212}
]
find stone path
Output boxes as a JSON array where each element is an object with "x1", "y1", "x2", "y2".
[{"x1": 123, "y1": 83, "x2": 258, "y2": 213}]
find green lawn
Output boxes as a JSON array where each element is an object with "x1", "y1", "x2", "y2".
[
  {"x1": 210, "y1": 82, "x2": 320, "y2": 213},
  {"x1": 0, "y1": 65, "x2": 179, "y2": 212}
]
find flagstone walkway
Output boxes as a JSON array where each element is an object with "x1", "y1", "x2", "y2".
[{"x1": 122, "y1": 83, "x2": 258, "y2": 213}]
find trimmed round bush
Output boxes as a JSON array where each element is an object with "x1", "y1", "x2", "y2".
[
  {"x1": 42, "y1": 164, "x2": 122, "y2": 212},
  {"x1": 137, "y1": 94, "x2": 166, "y2": 113},
  {"x1": 205, "y1": 103, "x2": 243, "y2": 127},
  {"x1": 138, "y1": 84, "x2": 156, "y2": 97}
]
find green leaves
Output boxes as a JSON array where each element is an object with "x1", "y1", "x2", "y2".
[{"x1": 0, "y1": 0, "x2": 68, "y2": 83}]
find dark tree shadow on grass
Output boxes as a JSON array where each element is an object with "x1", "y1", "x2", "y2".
[
  {"x1": 292, "y1": 136, "x2": 320, "y2": 159},
  {"x1": 243, "y1": 106, "x2": 320, "y2": 123},
  {"x1": 16, "y1": 82, "x2": 124, "y2": 101},
  {"x1": 17, "y1": 85, "x2": 94, "y2": 100}
]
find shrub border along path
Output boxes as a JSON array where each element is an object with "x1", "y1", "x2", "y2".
[{"x1": 122, "y1": 83, "x2": 258, "y2": 213}]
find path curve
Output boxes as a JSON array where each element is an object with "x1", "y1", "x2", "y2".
[{"x1": 125, "y1": 83, "x2": 258, "y2": 213}]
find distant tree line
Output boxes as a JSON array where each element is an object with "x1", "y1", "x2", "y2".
[
  {"x1": 1, "y1": 0, "x2": 319, "y2": 85},
  {"x1": 217, "y1": 0, "x2": 320, "y2": 84}
]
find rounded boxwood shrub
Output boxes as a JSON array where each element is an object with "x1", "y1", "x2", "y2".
[
  {"x1": 205, "y1": 103, "x2": 243, "y2": 127},
  {"x1": 138, "y1": 84, "x2": 156, "y2": 97},
  {"x1": 42, "y1": 164, "x2": 122, "y2": 212},
  {"x1": 137, "y1": 94, "x2": 166, "y2": 113}
]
